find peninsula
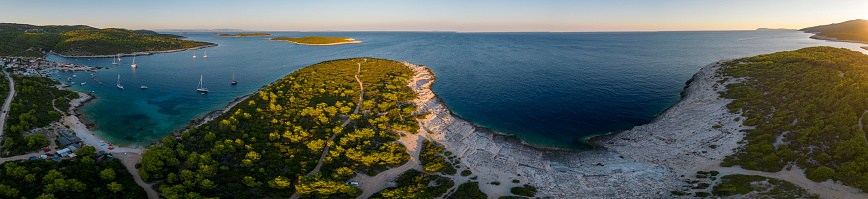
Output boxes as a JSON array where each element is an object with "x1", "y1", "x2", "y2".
[
  {"x1": 217, "y1": 33, "x2": 273, "y2": 37},
  {"x1": 270, "y1": 36, "x2": 362, "y2": 46},
  {"x1": 801, "y1": 19, "x2": 868, "y2": 44},
  {"x1": 0, "y1": 23, "x2": 215, "y2": 58}
]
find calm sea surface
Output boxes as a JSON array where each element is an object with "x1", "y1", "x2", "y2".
[{"x1": 46, "y1": 31, "x2": 868, "y2": 149}]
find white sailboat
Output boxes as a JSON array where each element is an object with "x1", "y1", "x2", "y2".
[
  {"x1": 116, "y1": 74, "x2": 124, "y2": 89},
  {"x1": 112, "y1": 56, "x2": 118, "y2": 65},
  {"x1": 193, "y1": 52, "x2": 197, "y2": 58},
  {"x1": 203, "y1": 50, "x2": 208, "y2": 58},
  {"x1": 197, "y1": 75, "x2": 208, "y2": 92},
  {"x1": 131, "y1": 56, "x2": 137, "y2": 68}
]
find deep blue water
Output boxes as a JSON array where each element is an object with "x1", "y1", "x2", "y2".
[{"x1": 47, "y1": 31, "x2": 868, "y2": 149}]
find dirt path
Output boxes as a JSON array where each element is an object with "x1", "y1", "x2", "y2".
[
  {"x1": 858, "y1": 110, "x2": 868, "y2": 144},
  {"x1": 115, "y1": 153, "x2": 159, "y2": 199},
  {"x1": 0, "y1": 71, "x2": 15, "y2": 138},
  {"x1": 290, "y1": 60, "x2": 367, "y2": 199},
  {"x1": 709, "y1": 165, "x2": 868, "y2": 199},
  {"x1": 353, "y1": 133, "x2": 425, "y2": 199},
  {"x1": 51, "y1": 98, "x2": 66, "y2": 116}
]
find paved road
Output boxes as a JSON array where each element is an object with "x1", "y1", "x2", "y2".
[{"x1": 0, "y1": 71, "x2": 15, "y2": 139}]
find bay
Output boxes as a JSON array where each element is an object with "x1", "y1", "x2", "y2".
[{"x1": 47, "y1": 31, "x2": 868, "y2": 149}]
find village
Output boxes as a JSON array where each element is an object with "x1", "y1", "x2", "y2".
[{"x1": 0, "y1": 56, "x2": 115, "y2": 161}]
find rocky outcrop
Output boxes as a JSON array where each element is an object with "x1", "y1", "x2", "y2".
[{"x1": 404, "y1": 61, "x2": 746, "y2": 198}]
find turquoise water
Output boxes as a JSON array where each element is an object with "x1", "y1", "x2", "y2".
[{"x1": 47, "y1": 31, "x2": 868, "y2": 149}]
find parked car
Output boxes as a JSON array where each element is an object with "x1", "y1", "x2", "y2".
[
  {"x1": 345, "y1": 182, "x2": 359, "y2": 186},
  {"x1": 786, "y1": 165, "x2": 793, "y2": 171}
]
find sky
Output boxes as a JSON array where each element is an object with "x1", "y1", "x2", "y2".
[{"x1": 2, "y1": 0, "x2": 867, "y2": 32}]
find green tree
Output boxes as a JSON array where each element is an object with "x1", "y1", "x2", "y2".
[
  {"x1": 35, "y1": 193, "x2": 57, "y2": 199},
  {"x1": 100, "y1": 168, "x2": 116, "y2": 180},
  {"x1": 107, "y1": 182, "x2": 124, "y2": 193},
  {"x1": 0, "y1": 184, "x2": 20, "y2": 198},
  {"x1": 808, "y1": 166, "x2": 835, "y2": 182}
]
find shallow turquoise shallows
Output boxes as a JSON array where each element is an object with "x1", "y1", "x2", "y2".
[{"x1": 47, "y1": 31, "x2": 868, "y2": 149}]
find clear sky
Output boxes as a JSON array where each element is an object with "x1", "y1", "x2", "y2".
[{"x1": 2, "y1": 0, "x2": 866, "y2": 32}]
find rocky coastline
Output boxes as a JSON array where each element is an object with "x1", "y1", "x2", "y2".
[
  {"x1": 50, "y1": 44, "x2": 218, "y2": 58},
  {"x1": 405, "y1": 60, "x2": 746, "y2": 198}
]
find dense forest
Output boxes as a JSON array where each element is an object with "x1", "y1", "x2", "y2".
[
  {"x1": 0, "y1": 23, "x2": 213, "y2": 57},
  {"x1": 1, "y1": 74, "x2": 78, "y2": 157},
  {"x1": 718, "y1": 47, "x2": 868, "y2": 192},
  {"x1": 800, "y1": 19, "x2": 868, "y2": 43},
  {"x1": 270, "y1": 36, "x2": 359, "y2": 45},
  {"x1": 139, "y1": 58, "x2": 425, "y2": 198},
  {"x1": 217, "y1": 33, "x2": 273, "y2": 37},
  {"x1": 0, "y1": 149, "x2": 147, "y2": 199}
]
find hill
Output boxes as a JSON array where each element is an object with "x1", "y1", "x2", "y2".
[
  {"x1": 0, "y1": 23, "x2": 213, "y2": 57},
  {"x1": 800, "y1": 19, "x2": 868, "y2": 43}
]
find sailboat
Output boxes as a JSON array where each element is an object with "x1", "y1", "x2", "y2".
[
  {"x1": 203, "y1": 50, "x2": 208, "y2": 58},
  {"x1": 112, "y1": 56, "x2": 118, "y2": 65},
  {"x1": 117, "y1": 55, "x2": 122, "y2": 61},
  {"x1": 116, "y1": 74, "x2": 124, "y2": 89},
  {"x1": 193, "y1": 52, "x2": 197, "y2": 58},
  {"x1": 131, "y1": 56, "x2": 137, "y2": 68},
  {"x1": 231, "y1": 73, "x2": 237, "y2": 85},
  {"x1": 197, "y1": 75, "x2": 208, "y2": 92}
]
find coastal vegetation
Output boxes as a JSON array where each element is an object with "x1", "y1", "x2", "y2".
[
  {"x1": 447, "y1": 182, "x2": 487, "y2": 199},
  {"x1": 420, "y1": 140, "x2": 457, "y2": 175},
  {"x1": 370, "y1": 169, "x2": 453, "y2": 199},
  {"x1": 1, "y1": 75, "x2": 78, "y2": 157},
  {"x1": 138, "y1": 58, "x2": 423, "y2": 198},
  {"x1": 711, "y1": 174, "x2": 813, "y2": 198},
  {"x1": 0, "y1": 150, "x2": 147, "y2": 198},
  {"x1": 0, "y1": 23, "x2": 213, "y2": 57},
  {"x1": 800, "y1": 19, "x2": 868, "y2": 43},
  {"x1": 270, "y1": 36, "x2": 361, "y2": 45},
  {"x1": 217, "y1": 33, "x2": 273, "y2": 37},
  {"x1": 717, "y1": 47, "x2": 868, "y2": 192}
]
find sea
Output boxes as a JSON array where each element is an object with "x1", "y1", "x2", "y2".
[{"x1": 46, "y1": 31, "x2": 868, "y2": 150}]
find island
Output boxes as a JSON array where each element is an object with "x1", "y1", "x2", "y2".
[
  {"x1": 217, "y1": 33, "x2": 273, "y2": 37},
  {"x1": 801, "y1": 19, "x2": 868, "y2": 44},
  {"x1": 270, "y1": 36, "x2": 362, "y2": 46},
  {"x1": 0, "y1": 23, "x2": 215, "y2": 58}
]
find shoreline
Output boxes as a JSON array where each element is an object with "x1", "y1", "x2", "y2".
[
  {"x1": 405, "y1": 60, "x2": 754, "y2": 197},
  {"x1": 806, "y1": 34, "x2": 868, "y2": 45},
  {"x1": 49, "y1": 44, "x2": 218, "y2": 58},
  {"x1": 171, "y1": 79, "x2": 277, "y2": 137},
  {"x1": 406, "y1": 62, "x2": 684, "y2": 197},
  {"x1": 62, "y1": 91, "x2": 146, "y2": 153}
]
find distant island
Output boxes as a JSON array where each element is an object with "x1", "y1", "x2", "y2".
[
  {"x1": 755, "y1": 28, "x2": 795, "y2": 31},
  {"x1": 270, "y1": 36, "x2": 362, "y2": 45},
  {"x1": 0, "y1": 23, "x2": 215, "y2": 57},
  {"x1": 217, "y1": 33, "x2": 273, "y2": 37},
  {"x1": 800, "y1": 19, "x2": 868, "y2": 44}
]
